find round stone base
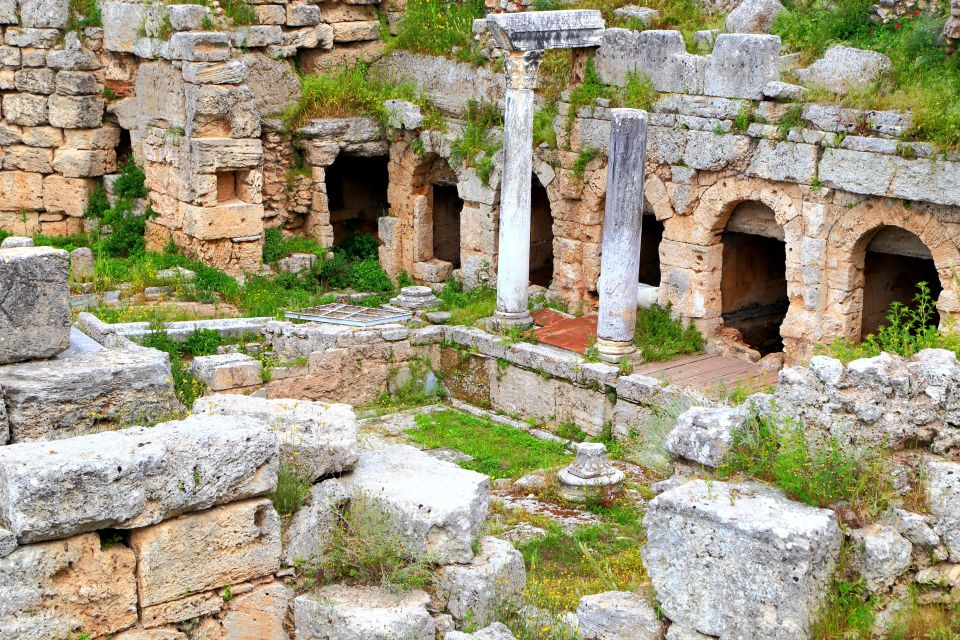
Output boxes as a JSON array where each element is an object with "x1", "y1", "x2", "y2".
[
  {"x1": 596, "y1": 337, "x2": 636, "y2": 364},
  {"x1": 493, "y1": 310, "x2": 533, "y2": 329}
]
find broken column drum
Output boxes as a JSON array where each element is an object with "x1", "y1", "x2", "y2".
[
  {"x1": 487, "y1": 10, "x2": 605, "y2": 328},
  {"x1": 558, "y1": 442, "x2": 624, "y2": 502},
  {"x1": 596, "y1": 109, "x2": 648, "y2": 363}
]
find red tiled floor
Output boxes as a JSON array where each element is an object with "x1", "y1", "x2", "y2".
[
  {"x1": 531, "y1": 307, "x2": 574, "y2": 329},
  {"x1": 534, "y1": 314, "x2": 599, "y2": 354}
]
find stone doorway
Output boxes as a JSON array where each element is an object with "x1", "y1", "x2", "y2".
[
  {"x1": 638, "y1": 212, "x2": 663, "y2": 287},
  {"x1": 432, "y1": 183, "x2": 463, "y2": 269},
  {"x1": 861, "y1": 226, "x2": 941, "y2": 338},
  {"x1": 325, "y1": 154, "x2": 389, "y2": 244},
  {"x1": 720, "y1": 202, "x2": 788, "y2": 356},
  {"x1": 530, "y1": 175, "x2": 554, "y2": 288}
]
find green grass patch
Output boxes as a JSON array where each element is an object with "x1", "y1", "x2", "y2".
[
  {"x1": 533, "y1": 102, "x2": 559, "y2": 148},
  {"x1": 271, "y1": 463, "x2": 313, "y2": 517},
  {"x1": 438, "y1": 279, "x2": 498, "y2": 326},
  {"x1": 390, "y1": 0, "x2": 487, "y2": 65},
  {"x1": 717, "y1": 411, "x2": 894, "y2": 521},
  {"x1": 68, "y1": 0, "x2": 102, "y2": 30},
  {"x1": 262, "y1": 227, "x2": 327, "y2": 264},
  {"x1": 634, "y1": 302, "x2": 704, "y2": 362},
  {"x1": 451, "y1": 100, "x2": 504, "y2": 187},
  {"x1": 406, "y1": 409, "x2": 572, "y2": 479}
]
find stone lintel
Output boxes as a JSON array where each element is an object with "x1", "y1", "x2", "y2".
[{"x1": 485, "y1": 10, "x2": 604, "y2": 51}]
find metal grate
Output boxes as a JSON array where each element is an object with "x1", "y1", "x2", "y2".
[{"x1": 285, "y1": 303, "x2": 412, "y2": 327}]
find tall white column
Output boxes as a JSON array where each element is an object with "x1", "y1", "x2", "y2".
[
  {"x1": 596, "y1": 108, "x2": 648, "y2": 363},
  {"x1": 494, "y1": 49, "x2": 542, "y2": 329}
]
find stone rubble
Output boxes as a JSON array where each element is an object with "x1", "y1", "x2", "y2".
[
  {"x1": 293, "y1": 585, "x2": 436, "y2": 640},
  {"x1": 0, "y1": 246, "x2": 71, "y2": 364},
  {"x1": 576, "y1": 591, "x2": 662, "y2": 640},
  {"x1": 436, "y1": 536, "x2": 527, "y2": 627}
]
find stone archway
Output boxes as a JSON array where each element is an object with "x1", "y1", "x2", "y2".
[{"x1": 529, "y1": 174, "x2": 554, "y2": 287}]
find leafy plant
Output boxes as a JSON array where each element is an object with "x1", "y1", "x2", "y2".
[
  {"x1": 183, "y1": 328, "x2": 223, "y2": 357},
  {"x1": 271, "y1": 464, "x2": 313, "y2": 517},
  {"x1": 533, "y1": 102, "x2": 559, "y2": 148},
  {"x1": 68, "y1": 0, "x2": 102, "y2": 31},
  {"x1": 571, "y1": 147, "x2": 601, "y2": 180},
  {"x1": 451, "y1": 100, "x2": 504, "y2": 187},
  {"x1": 634, "y1": 302, "x2": 703, "y2": 362}
]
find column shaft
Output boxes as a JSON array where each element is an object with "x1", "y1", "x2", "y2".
[{"x1": 596, "y1": 108, "x2": 649, "y2": 361}]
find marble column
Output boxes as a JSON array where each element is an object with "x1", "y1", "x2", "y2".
[
  {"x1": 596, "y1": 108, "x2": 648, "y2": 363},
  {"x1": 494, "y1": 49, "x2": 542, "y2": 329}
]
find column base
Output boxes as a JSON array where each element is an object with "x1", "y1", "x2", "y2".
[
  {"x1": 493, "y1": 310, "x2": 534, "y2": 330},
  {"x1": 596, "y1": 337, "x2": 636, "y2": 364}
]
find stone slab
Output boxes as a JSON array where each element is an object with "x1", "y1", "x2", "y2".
[{"x1": 0, "y1": 246, "x2": 70, "y2": 364}]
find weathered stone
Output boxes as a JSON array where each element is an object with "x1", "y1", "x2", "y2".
[
  {"x1": 18, "y1": 0, "x2": 69, "y2": 29},
  {"x1": 644, "y1": 480, "x2": 842, "y2": 640},
  {"x1": 446, "y1": 622, "x2": 517, "y2": 640},
  {"x1": 4, "y1": 27, "x2": 60, "y2": 48},
  {"x1": 2, "y1": 93, "x2": 48, "y2": 126},
  {"x1": 892, "y1": 509, "x2": 941, "y2": 548},
  {"x1": 704, "y1": 34, "x2": 781, "y2": 100},
  {"x1": 294, "y1": 586, "x2": 436, "y2": 640},
  {"x1": 0, "y1": 0, "x2": 14, "y2": 24},
  {"x1": 288, "y1": 2, "x2": 322, "y2": 25},
  {"x1": 167, "y1": 4, "x2": 213, "y2": 31},
  {"x1": 849, "y1": 523, "x2": 912, "y2": 593},
  {"x1": 130, "y1": 498, "x2": 281, "y2": 608},
  {"x1": 52, "y1": 148, "x2": 116, "y2": 177},
  {"x1": 221, "y1": 582, "x2": 294, "y2": 640},
  {"x1": 14, "y1": 68, "x2": 54, "y2": 94},
  {"x1": 0, "y1": 414, "x2": 278, "y2": 543},
  {"x1": 238, "y1": 52, "x2": 302, "y2": 116},
  {"x1": 339, "y1": 443, "x2": 490, "y2": 564},
  {"x1": 794, "y1": 45, "x2": 892, "y2": 94},
  {"x1": 384, "y1": 99, "x2": 424, "y2": 130},
  {"x1": 70, "y1": 247, "x2": 94, "y2": 280},
  {"x1": 0, "y1": 532, "x2": 137, "y2": 640},
  {"x1": 0, "y1": 236, "x2": 33, "y2": 248},
  {"x1": 182, "y1": 202, "x2": 264, "y2": 240},
  {"x1": 283, "y1": 478, "x2": 349, "y2": 565},
  {"x1": 169, "y1": 31, "x2": 232, "y2": 62},
  {"x1": 278, "y1": 252, "x2": 318, "y2": 273},
  {"x1": 55, "y1": 70, "x2": 100, "y2": 95},
  {"x1": 725, "y1": 0, "x2": 784, "y2": 33},
  {"x1": 927, "y1": 457, "x2": 960, "y2": 562},
  {"x1": 3, "y1": 145, "x2": 52, "y2": 173},
  {"x1": 46, "y1": 34, "x2": 100, "y2": 70},
  {"x1": 0, "y1": 346, "x2": 180, "y2": 441},
  {"x1": 613, "y1": 5, "x2": 660, "y2": 24},
  {"x1": 0, "y1": 527, "x2": 13, "y2": 557},
  {"x1": 576, "y1": 591, "x2": 661, "y2": 640},
  {"x1": 763, "y1": 80, "x2": 805, "y2": 100},
  {"x1": 190, "y1": 352, "x2": 263, "y2": 390},
  {"x1": 183, "y1": 60, "x2": 247, "y2": 85},
  {"x1": 100, "y1": 0, "x2": 149, "y2": 52},
  {"x1": 595, "y1": 29, "x2": 705, "y2": 94},
  {"x1": 0, "y1": 246, "x2": 70, "y2": 364},
  {"x1": 193, "y1": 394, "x2": 358, "y2": 480},
  {"x1": 436, "y1": 536, "x2": 526, "y2": 627},
  {"x1": 232, "y1": 25, "x2": 284, "y2": 47},
  {"x1": 42, "y1": 174, "x2": 97, "y2": 214},
  {"x1": 746, "y1": 140, "x2": 818, "y2": 184},
  {"x1": 190, "y1": 137, "x2": 263, "y2": 172},
  {"x1": 485, "y1": 9, "x2": 604, "y2": 50}
]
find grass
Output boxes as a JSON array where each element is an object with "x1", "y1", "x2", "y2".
[
  {"x1": 438, "y1": 279, "x2": 498, "y2": 326},
  {"x1": 451, "y1": 100, "x2": 504, "y2": 187},
  {"x1": 634, "y1": 303, "x2": 704, "y2": 363},
  {"x1": 406, "y1": 409, "x2": 572, "y2": 479},
  {"x1": 138, "y1": 325, "x2": 207, "y2": 407},
  {"x1": 622, "y1": 394, "x2": 694, "y2": 474},
  {"x1": 773, "y1": 1, "x2": 960, "y2": 150},
  {"x1": 390, "y1": 0, "x2": 487, "y2": 65},
  {"x1": 68, "y1": 0, "x2": 102, "y2": 30},
  {"x1": 716, "y1": 412, "x2": 894, "y2": 521},
  {"x1": 272, "y1": 463, "x2": 313, "y2": 517},
  {"x1": 283, "y1": 63, "x2": 442, "y2": 132},
  {"x1": 830, "y1": 282, "x2": 959, "y2": 362},
  {"x1": 533, "y1": 102, "x2": 559, "y2": 148},
  {"x1": 571, "y1": 147, "x2": 602, "y2": 180}
]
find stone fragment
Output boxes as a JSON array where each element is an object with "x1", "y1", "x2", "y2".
[
  {"x1": 283, "y1": 478, "x2": 349, "y2": 565},
  {"x1": 130, "y1": 498, "x2": 281, "y2": 608},
  {"x1": 613, "y1": 5, "x2": 660, "y2": 24},
  {"x1": 576, "y1": 591, "x2": 661, "y2": 640},
  {"x1": 221, "y1": 582, "x2": 294, "y2": 640},
  {"x1": 0, "y1": 415, "x2": 278, "y2": 543},
  {"x1": 169, "y1": 32, "x2": 232, "y2": 62},
  {"x1": 849, "y1": 523, "x2": 913, "y2": 593},
  {"x1": 55, "y1": 70, "x2": 99, "y2": 95},
  {"x1": 0, "y1": 346, "x2": 180, "y2": 442},
  {"x1": 927, "y1": 457, "x2": 960, "y2": 562},
  {"x1": 2, "y1": 93, "x2": 48, "y2": 126},
  {"x1": 446, "y1": 622, "x2": 517, "y2": 639},
  {"x1": 485, "y1": 9, "x2": 604, "y2": 50},
  {"x1": 725, "y1": 0, "x2": 784, "y2": 33},
  {"x1": 194, "y1": 394, "x2": 358, "y2": 480},
  {"x1": 0, "y1": 236, "x2": 33, "y2": 248},
  {"x1": 595, "y1": 29, "x2": 704, "y2": 94},
  {"x1": 293, "y1": 586, "x2": 436, "y2": 640},
  {"x1": 436, "y1": 536, "x2": 526, "y2": 627},
  {"x1": 239, "y1": 52, "x2": 302, "y2": 116},
  {"x1": 0, "y1": 246, "x2": 70, "y2": 364},
  {"x1": 0, "y1": 532, "x2": 137, "y2": 640},
  {"x1": 0, "y1": 528, "x2": 14, "y2": 557},
  {"x1": 190, "y1": 352, "x2": 263, "y2": 390},
  {"x1": 18, "y1": 0, "x2": 69, "y2": 28},
  {"x1": 167, "y1": 4, "x2": 213, "y2": 31},
  {"x1": 69, "y1": 247, "x2": 94, "y2": 280},
  {"x1": 183, "y1": 60, "x2": 248, "y2": 85},
  {"x1": 114, "y1": 630, "x2": 188, "y2": 640},
  {"x1": 763, "y1": 80, "x2": 804, "y2": 100},
  {"x1": 892, "y1": 509, "x2": 940, "y2": 548},
  {"x1": 339, "y1": 443, "x2": 490, "y2": 564},
  {"x1": 794, "y1": 45, "x2": 892, "y2": 94},
  {"x1": 278, "y1": 252, "x2": 318, "y2": 274},
  {"x1": 390, "y1": 284, "x2": 441, "y2": 310},
  {"x1": 664, "y1": 406, "x2": 749, "y2": 467},
  {"x1": 384, "y1": 99, "x2": 424, "y2": 130},
  {"x1": 644, "y1": 480, "x2": 842, "y2": 640},
  {"x1": 705, "y1": 34, "x2": 781, "y2": 100},
  {"x1": 288, "y1": 3, "x2": 322, "y2": 25}
]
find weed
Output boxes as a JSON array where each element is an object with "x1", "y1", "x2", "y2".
[
  {"x1": 733, "y1": 103, "x2": 756, "y2": 132},
  {"x1": 183, "y1": 328, "x2": 223, "y2": 357},
  {"x1": 438, "y1": 279, "x2": 497, "y2": 326},
  {"x1": 271, "y1": 463, "x2": 313, "y2": 517},
  {"x1": 220, "y1": 0, "x2": 257, "y2": 25},
  {"x1": 556, "y1": 422, "x2": 587, "y2": 442},
  {"x1": 622, "y1": 394, "x2": 694, "y2": 474},
  {"x1": 620, "y1": 71, "x2": 658, "y2": 111},
  {"x1": 406, "y1": 409, "x2": 572, "y2": 479},
  {"x1": 634, "y1": 303, "x2": 703, "y2": 362},
  {"x1": 68, "y1": 0, "x2": 102, "y2": 31},
  {"x1": 571, "y1": 147, "x2": 602, "y2": 180},
  {"x1": 85, "y1": 158, "x2": 150, "y2": 258},
  {"x1": 451, "y1": 100, "x2": 504, "y2": 187},
  {"x1": 777, "y1": 103, "x2": 805, "y2": 137},
  {"x1": 533, "y1": 102, "x2": 559, "y2": 148},
  {"x1": 390, "y1": 0, "x2": 486, "y2": 65}
]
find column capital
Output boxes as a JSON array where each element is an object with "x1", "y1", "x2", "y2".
[{"x1": 504, "y1": 49, "x2": 543, "y2": 90}]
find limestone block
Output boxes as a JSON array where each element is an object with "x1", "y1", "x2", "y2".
[
  {"x1": 293, "y1": 586, "x2": 436, "y2": 640},
  {"x1": 3, "y1": 145, "x2": 52, "y2": 173},
  {"x1": 288, "y1": 3, "x2": 322, "y2": 25},
  {"x1": 69, "y1": 247, "x2": 94, "y2": 281},
  {"x1": 56, "y1": 70, "x2": 100, "y2": 95},
  {"x1": 141, "y1": 591, "x2": 223, "y2": 628},
  {"x1": 321, "y1": 2, "x2": 378, "y2": 21},
  {"x1": 282, "y1": 23, "x2": 334, "y2": 50},
  {"x1": 725, "y1": 0, "x2": 784, "y2": 33},
  {"x1": 46, "y1": 36, "x2": 101, "y2": 71},
  {"x1": 2, "y1": 93, "x2": 48, "y2": 126},
  {"x1": 0, "y1": 0, "x2": 14, "y2": 24},
  {"x1": 0, "y1": 527, "x2": 13, "y2": 556},
  {"x1": 256, "y1": 4, "x2": 287, "y2": 24},
  {"x1": 849, "y1": 523, "x2": 912, "y2": 593},
  {"x1": 0, "y1": 414, "x2": 278, "y2": 542},
  {"x1": 167, "y1": 4, "x2": 213, "y2": 31},
  {"x1": 183, "y1": 60, "x2": 247, "y2": 85},
  {"x1": 795, "y1": 45, "x2": 892, "y2": 95},
  {"x1": 332, "y1": 20, "x2": 380, "y2": 41},
  {"x1": 683, "y1": 129, "x2": 751, "y2": 171},
  {"x1": 0, "y1": 171, "x2": 44, "y2": 210},
  {"x1": 14, "y1": 68, "x2": 54, "y2": 94},
  {"x1": 576, "y1": 591, "x2": 661, "y2": 640},
  {"x1": 193, "y1": 394, "x2": 359, "y2": 480},
  {"x1": 339, "y1": 443, "x2": 490, "y2": 564},
  {"x1": 283, "y1": 478, "x2": 349, "y2": 565},
  {"x1": 704, "y1": 34, "x2": 781, "y2": 100},
  {"x1": 436, "y1": 536, "x2": 526, "y2": 627},
  {"x1": 184, "y1": 81, "x2": 260, "y2": 138},
  {"x1": 182, "y1": 202, "x2": 263, "y2": 241},
  {"x1": 927, "y1": 457, "x2": 960, "y2": 561},
  {"x1": 892, "y1": 509, "x2": 941, "y2": 548},
  {"x1": 664, "y1": 406, "x2": 751, "y2": 467},
  {"x1": 48, "y1": 94, "x2": 105, "y2": 128},
  {"x1": 489, "y1": 365, "x2": 557, "y2": 421},
  {"x1": 231, "y1": 24, "x2": 283, "y2": 48},
  {"x1": 18, "y1": 0, "x2": 69, "y2": 28},
  {"x1": 0, "y1": 45, "x2": 19, "y2": 65},
  {"x1": 446, "y1": 623, "x2": 517, "y2": 639},
  {"x1": 644, "y1": 480, "x2": 842, "y2": 640},
  {"x1": 130, "y1": 498, "x2": 281, "y2": 608},
  {"x1": 190, "y1": 352, "x2": 263, "y2": 388},
  {"x1": 64, "y1": 125, "x2": 121, "y2": 150},
  {"x1": 594, "y1": 29, "x2": 705, "y2": 94},
  {"x1": 0, "y1": 533, "x2": 137, "y2": 640},
  {"x1": 42, "y1": 175, "x2": 96, "y2": 215},
  {"x1": 169, "y1": 31, "x2": 232, "y2": 62},
  {"x1": 4, "y1": 27, "x2": 60, "y2": 48},
  {"x1": 746, "y1": 139, "x2": 818, "y2": 184},
  {"x1": 0, "y1": 246, "x2": 69, "y2": 364},
  {"x1": 52, "y1": 148, "x2": 116, "y2": 177},
  {"x1": 190, "y1": 137, "x2": 263, "y2": 173},
  {"x1": 239, "y1": 52, "x2": 303, "y2": 117},
  {"x1": 114, "y1": 629, "x2": 188, "y2": 640},
  {"x1": 221, "y1": 582, "x2": 295, "y2": 640}
]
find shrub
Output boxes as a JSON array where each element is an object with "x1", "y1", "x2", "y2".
[
  {"x1": 86, "y1": 158, "x2": 150, "y2": 258},
  {"x1": 571, "y1": 147, "x2": 601, "y2": 180},
  {"x1": 68, "y1": 0, "x2": 101, "y2": 30},
  {"x1": 438, "y1": 278, "x2": 497, "y2": 326},
  {"x1": 221, "y1": 0, "x2": 257, "y2": 25},
  {"x1": 391, "y1": 0, "x2": 486, "y2": 65},
  {"x1": 262, "y1": 227, "x2": 327, "y2": 264},
  {"x1": 271, "y1": 464, "x2": 313, "y2": 517},
  {"x1": 335, "y1": 229, "x2": 379, "y2": 261},
  {"x1": 347, "y1": 258, "x2": 394, "y2": 293},
  {"x1": 620, "y1": 72, "x2": 657, "y2": 111},
  {"x1": 634, "y1": 303, "x2": 704, "y2": 362},
  {"x1": 451, "y1": 100, "x2": 504, "y2": 186},
  {"x1": 183, "y1": 328, "x2": 223, "y2": 357},
  {"x1": 533, "y1": 102, "x2": 559, "y2": 148}
]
